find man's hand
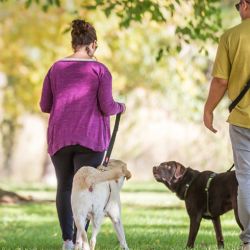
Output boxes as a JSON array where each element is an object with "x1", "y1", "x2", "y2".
[
  {"x1": 203, "y1": 110, "x2": 217, "y2": 133},
  {"x1": 203, "y1": 77, "x2": 228, "y2": 133}
]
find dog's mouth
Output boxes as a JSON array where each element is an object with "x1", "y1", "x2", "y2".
[
  {"x1": 153, "y1": 166, "x2": 163, "y2": 181},
  {"x1": 153, "y1": 166, "x2": 173, "y2": 185}
]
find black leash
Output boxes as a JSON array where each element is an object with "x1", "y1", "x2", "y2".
[
  {"x1": 85, "y1": 112, "x2": 122, "y2": 232},
  {"x1": 103, "y1": 112, "x2": 121, "y2": 167},
  {"x1": 227, "y1": 163, "x2": 235, "y2": 172}
]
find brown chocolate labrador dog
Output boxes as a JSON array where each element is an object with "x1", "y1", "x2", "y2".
[{"x1": 153, "y1": 161, "x2": 243, "y2": 249}]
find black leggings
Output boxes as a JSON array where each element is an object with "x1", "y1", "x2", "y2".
[{"x1": 51, "y1": 145, "x2": 105, "y2": 241}]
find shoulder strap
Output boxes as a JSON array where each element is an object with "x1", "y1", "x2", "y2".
[{"x1": 229, "y1": 80, "x2": 250, "y2": 112}]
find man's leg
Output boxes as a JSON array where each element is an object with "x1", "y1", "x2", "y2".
[{"x1": 230, "y1": 125, "x2": 250, "y2": 243}]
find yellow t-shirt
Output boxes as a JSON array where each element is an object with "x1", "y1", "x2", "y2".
[{"x1": 212, "y1": 18, "x2": 250, "y2": 128}]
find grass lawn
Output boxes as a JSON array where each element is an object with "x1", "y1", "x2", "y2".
[{"x1": 0, "y1": 182, "x2": 241, "y2": 250}]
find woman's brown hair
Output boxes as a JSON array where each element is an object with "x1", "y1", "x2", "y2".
[{"x1": 71, "y1": 19, "x2": 97, "y2": 52}]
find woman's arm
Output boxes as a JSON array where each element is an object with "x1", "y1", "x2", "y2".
[
  {"x1": 40, "y1": 69, "x2": 53, "y2": 113},
  {"x1": 97, "y1": 67, "x2": 125, "y2": 116}
]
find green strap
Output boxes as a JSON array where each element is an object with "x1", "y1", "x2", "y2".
[
  {"x1": 184, "y1": 183, "x2": 190, "y2": 199},
  {"x1": 183, "y1": 174, "x2": 199, "y2": 200},
  {"x1": 204, "y1": 173, "x2": 216, "y2": 217}
]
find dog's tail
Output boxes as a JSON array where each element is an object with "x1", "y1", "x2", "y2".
[
  {"x1": 73, "y1": 162, "x2": 132, "y2": 191},
  {"x1": 88, "y1": 167, "x2": 131, "y2": 186}
]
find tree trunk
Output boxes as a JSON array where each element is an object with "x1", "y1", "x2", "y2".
[{"x1": 0, "y1": 188, "x2": 32, "y2": 204}]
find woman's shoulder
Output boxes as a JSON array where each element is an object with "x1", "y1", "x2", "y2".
[
  {"x1": 53, "y1": 58, "x2": 107, "y2": 68},
  {"x1": 90, "y1": 61, "x2": 111, "y2": 77},
  {"x1": 92, "y1": 60, "x2": 110, "y2": 71},
  {"x1": 47, "y1": 59, "x2": 111, "y2": 76},
  {"x1": 48, "y1": 60, "x2": 65, "y2": 70}
]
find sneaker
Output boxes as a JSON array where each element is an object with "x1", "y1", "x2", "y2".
[{"x1": 62, "y1": 240, "x2": 74, "y2": 250}]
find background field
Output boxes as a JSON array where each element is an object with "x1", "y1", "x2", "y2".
[
  {"x1": 0, "y1": 181, "x2": 241, "y2": 250},
  {"x1": 0, "y1": 0, "x2": 240, "y2": 183}
]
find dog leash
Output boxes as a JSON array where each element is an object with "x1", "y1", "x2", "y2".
[
  {"x1": 227, "y1": 163, "x2": 235, "y2": 172},
  {"x1": 85, "y1": 112, "x2": 122, "y2": 232},
  {"x1": 100, "y1": 112, "x2": 122, "y2": 210},
  {"x1": 102, "y1": 112, "x2": 122, "y2": 167}
]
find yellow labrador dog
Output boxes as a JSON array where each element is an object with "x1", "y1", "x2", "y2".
[{"x1": 71, "y1": 160, "x2": 131, "y2": 250}]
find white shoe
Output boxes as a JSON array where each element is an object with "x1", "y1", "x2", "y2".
[{"x1": 62, "y1": 240, "x2": 74, "y2": 250}]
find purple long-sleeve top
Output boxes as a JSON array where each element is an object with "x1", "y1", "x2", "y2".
[{"x1": 40, "y1": 59, "x2": 124, "y2": 156}]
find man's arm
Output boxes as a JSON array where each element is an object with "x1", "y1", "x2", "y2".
[{"x1": 203, "y1": 77, "x2": 228, "y2": 133}]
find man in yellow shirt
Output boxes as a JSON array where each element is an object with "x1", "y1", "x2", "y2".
[{"x1": 204, "y1": 1, "x2": 250, "y2": 249}]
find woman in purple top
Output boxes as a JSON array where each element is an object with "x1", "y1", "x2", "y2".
[{"x1": 40, "y1": 19, "x2": 125, "y2": 250}]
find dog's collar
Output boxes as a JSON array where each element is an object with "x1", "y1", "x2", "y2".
[
  {"x1": 183, "y1": 174, "x2": 198, "y2": 200},
  {"x1": 176, "y1": 168, "x2": 198, "y2": 200}
]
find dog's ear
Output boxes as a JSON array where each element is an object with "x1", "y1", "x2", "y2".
[
  {"x1": 121, "y1": 164, "x2": 131, "y2": 180},
  {"x1": 124, "y1": 169, "x2": 132, "y2": 180},
  {"x1": 174, "y1": 163, "x2": 186, "y2": 181}
]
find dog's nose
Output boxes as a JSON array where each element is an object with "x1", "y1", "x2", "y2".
[{"x1": 153, "y1": 166, "x2": 157, "y2": 172}]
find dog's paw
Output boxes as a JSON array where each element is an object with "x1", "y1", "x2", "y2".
[
  {"x1": 74, "y1": 242, "x2": 83, "y2": 250},
  {"x1": 120, "y1": 245, "x2": 129, "y2": 250}
]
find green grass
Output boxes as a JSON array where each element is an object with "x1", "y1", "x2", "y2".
[{"x1": 0, "y1": 182, "x2": 242, "y2": 250}]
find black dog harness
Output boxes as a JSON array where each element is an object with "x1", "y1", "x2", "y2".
[
  {"x1": 203, "y1": 173, "x2": 217, "y2": 217},
  {"x1": 183, "y1": 172, "x2": 217, "y2": 217}
]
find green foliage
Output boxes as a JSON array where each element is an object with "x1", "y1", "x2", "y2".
[
  {"x1": 4, "y1": 0, "x2": 223, "y2": 59},
  {"x1": 24, "y1": 0, "x2": 61, "y2": 11},
  {"x1": 176, "y1": 1, "x2": 222, "y2": 42},
  {"x1": 86, "y1": 1, "x2": 222, "y2": 58},
  {"x1": 85, "y1": 0, "x2": 165, "y2": 27}
]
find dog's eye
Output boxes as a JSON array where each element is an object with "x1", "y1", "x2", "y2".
[{"x1": 167, "y1": 166, "x2": 171, "y2": 169}]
